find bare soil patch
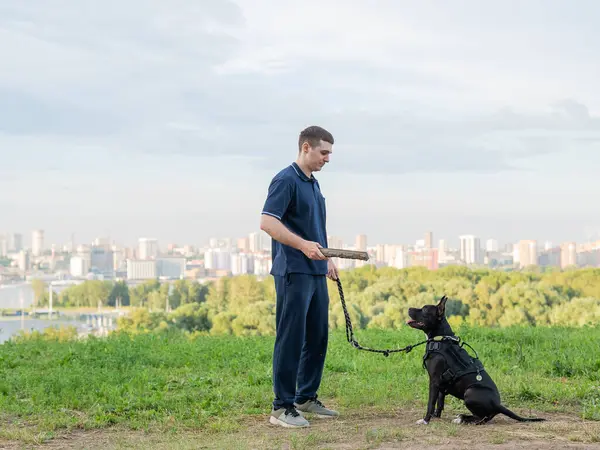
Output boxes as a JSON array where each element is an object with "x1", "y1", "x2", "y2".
[{"x1": 1, "y1": 409, "x2": 598, "y2": 449}]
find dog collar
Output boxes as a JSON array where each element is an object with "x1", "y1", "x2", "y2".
[{"x1": 429, "y1": 335, "x2": 460, "y2": 343}]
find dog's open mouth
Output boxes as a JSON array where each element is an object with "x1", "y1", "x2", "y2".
[{"x1": 406, "y1": 320, "x2": 425, "y2": 328}]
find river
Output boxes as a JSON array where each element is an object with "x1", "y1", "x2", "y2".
[
  {"x1": 0, "y1": 283, "x2": 121, "y2": 344},
  {"x1": 0, "y1": 283, "x2": 35, "y2": 309},
  {"x1": 0, "y1": 317, "x2": 91, "y2": 344}
]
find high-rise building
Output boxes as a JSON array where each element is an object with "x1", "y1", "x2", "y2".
[
  {"x1": 237, "y1": 237, "x2": 250, "y2": 252},
  {"x1": 384, "y1": 244, "x2": 398, "y2": 265},
  {"x1": 486, "y1": 239, "x2": 499, "y2": 252},
  {"x1": 204, "y1": 248, "x2": 231, "y2": 271},
  {"x1": 518, "y1": 240, "x2": 537, "y2": 268},
  {"x1": 459, "y1": 235, "x2": 482, "y2": 265},
  {"x1": 375, "y1": 244, "x2": 386, "y2": 263},
  {"x1": 538, "y1": 247, "x2": 561, "y2": 268},
  {"x1": 32, "y1": 230, "x2": 44, "y2": 256},
  {"x1": 576, "y1": 241, "x2": 600, "y2": 267},
  {"x1": 18, "y1": 250, "x2": 30, "y2": 271},
  {"x1": 14, "y1": 233, "x2": 23, "y2": 252},
  {"x1": 91, "y1": 246, "x2": 115, "y2": 277},
  {"x1": 438, "y1": 239, "x2": 447, "y2": 263},
  {"x1": 123, "y1": 247, "x2": 137, "y2": 260},
  {"x1": 93, "y1": 237, "x2": 111, "y2": 249},
  {"x1": 391, "y1": 247, "x2": 409, "y2": 269},
  {"x1": 424, "y1": 231, "x2": 433, "y2": 249},
  {"x1": 231, "y1": 252, "x2": 254, "y2": 275},
  {"x1": 3, "y1": 233, "x2": 23, "y2": 253},
  {"x1": 409, "y1": 248, "x2": 439, "y2": 270},
  {"x1": 138, "y1": 238, "x2": 159, "y2": 260},
  {"x1": 126, "y1": 259, "x2": 157, "y2": 280},
  {"x1": 112, "y1": 246, "x2": 125, "y2": 272},
  {"x1": 67, "y1": 233, "x2": 75, "y2": 253},
  {"x1": 560, "y1": 242, "x2": 577, "y2": 268},
  {"x1": 326, "y1": 235, "x2": 345, "y2": 268},
  {"x1": 157, "y1": 257, "x2": 186, "y2": 279},
  {"x1": 355, "y1": 234, "x2": 367, "y2": 251},
  {"x1": 249, "y1": 232, "x2": 267, "y2": 252},
  {"x1": 70, "y1": 256, "x2": 90, "y2": 277},
  {"x1": 354, "y1": 234, "x2": 368, "y2": 267},
  {"x1": 253, "y1": 255, "x2": 271, "y2": 276},
  {"x1": 327, "y1": 235, "x2": 344, "y2": 250}
]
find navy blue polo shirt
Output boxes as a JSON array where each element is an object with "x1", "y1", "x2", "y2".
[{"x1": 262, "y1": 162, "x2": 328, "y2": 276}]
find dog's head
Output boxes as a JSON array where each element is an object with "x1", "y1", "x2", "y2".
[{"x1": 407, "y1": 295, "x2": 448, "y2": 336}]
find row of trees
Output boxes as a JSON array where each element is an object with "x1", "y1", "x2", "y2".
[
  {"x1": 32, "y1": 278, "x2": 209, "y2": 310},
  {"x1": 33, "y1": 265, "x2": 600, "y2": 336}
]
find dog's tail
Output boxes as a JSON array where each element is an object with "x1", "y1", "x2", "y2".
[{"x1": 498, "y1": 405, "x2": 545, "y2": 422}]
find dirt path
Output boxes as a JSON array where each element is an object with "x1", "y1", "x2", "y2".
[{"x1": 1, "y1": 409, "x2": 599, "y2": 449}]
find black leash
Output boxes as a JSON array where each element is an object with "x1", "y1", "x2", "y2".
[
  {"x1": 334, "y1": 277, "x2": 480, "y2": 359},
  {"x1": 334, "y1": 277, "x2": 428, "y2": 357}
]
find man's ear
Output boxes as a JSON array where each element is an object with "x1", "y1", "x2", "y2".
[{"x1": 437, "y1": 295, "x2": 448, "y2": 318}]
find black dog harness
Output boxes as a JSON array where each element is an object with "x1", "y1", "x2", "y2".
[{"x1": 423, "y1": 336, "x2": 485, "y2": 391}]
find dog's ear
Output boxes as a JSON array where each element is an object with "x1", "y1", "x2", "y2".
[{"x1": 437, "y1": 295, "x2": 448, "y2": 318}]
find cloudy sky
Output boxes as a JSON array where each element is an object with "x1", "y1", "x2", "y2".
[{"x1": 1, "y1": 0, "x2": 600, "y2": 249}]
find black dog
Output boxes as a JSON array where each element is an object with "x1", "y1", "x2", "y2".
[{"x1": 407, "y1": 296, "x2": 545, "y2": 425}]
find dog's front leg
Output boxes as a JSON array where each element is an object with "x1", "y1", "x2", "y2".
[
  {"x1": 433, "y1": 391, "x2": 445, "y2": 418},
  {"x1": 417, "y1": 380, "x2": 440, "y2": 425}
]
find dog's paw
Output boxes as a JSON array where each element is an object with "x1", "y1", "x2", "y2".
[
  {"x1": 416, "y1": 419, "x2": 429, "y2": 425},
  {"x1": 452, "y1": 415, "x2": 463, "y2": 424}
]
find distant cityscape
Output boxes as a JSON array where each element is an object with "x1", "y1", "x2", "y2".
[{"x1": 1, "y1": 229, "x2": 599, "y2": 290}]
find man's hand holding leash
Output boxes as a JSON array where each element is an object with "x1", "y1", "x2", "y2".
[{"x1": 326, "y1": 259, "x2": 339, "y2": 280}]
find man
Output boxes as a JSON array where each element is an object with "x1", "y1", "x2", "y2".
[{"x1": 260, "y1": 125, "x2": 340, "y2": 428}]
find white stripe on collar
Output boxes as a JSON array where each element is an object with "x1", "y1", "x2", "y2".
[{"x1": 290, "y1": 163, "x2": 316, "y2": 181}]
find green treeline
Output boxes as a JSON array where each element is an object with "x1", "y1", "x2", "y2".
[{"x1": 33, "y1": 266, "x2": 600, "y2": 336}]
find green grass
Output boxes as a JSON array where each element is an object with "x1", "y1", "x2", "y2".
[{"x1": 0, "y1": 325, "x2": 599, "y2": 442}]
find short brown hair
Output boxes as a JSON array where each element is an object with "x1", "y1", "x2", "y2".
[{"x1": 298, "y1": 126, "x2": 334, "y2": 151}]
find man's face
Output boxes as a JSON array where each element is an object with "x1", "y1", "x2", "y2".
[{"x1": 303, "y1": 140, "x2": 332, "y2": 172}]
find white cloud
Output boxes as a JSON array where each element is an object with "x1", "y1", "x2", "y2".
[{"x1": 1, "y1": 0, "x2": 599, "y2": 245}]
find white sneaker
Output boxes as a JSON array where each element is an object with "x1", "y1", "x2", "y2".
[
  {"x1": 294, "y1": 396, "x2": 339, "y2": 418},
  {"x1": 269, "y1": 406, "x2": 310, "y2": 428}
]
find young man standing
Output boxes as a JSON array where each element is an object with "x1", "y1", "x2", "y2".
[{"x1": 260, "y1": 125, "x2": 340, "y2": 428}]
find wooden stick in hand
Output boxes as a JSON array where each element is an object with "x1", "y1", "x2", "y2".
[{"x1": 320, "y1": 248, "x2": 370, "y2": 261}]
